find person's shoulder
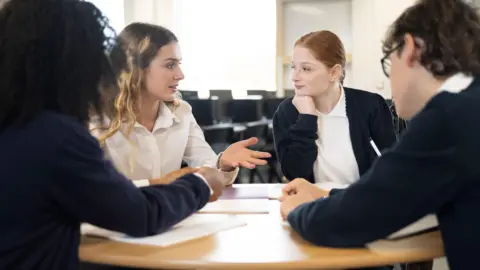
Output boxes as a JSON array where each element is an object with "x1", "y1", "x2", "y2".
[
  {"x1": 171, "y1": 99, "x2": 192, "y2": 117},
  {"x1": 429, "y1": 82, "x2": 480, "y2": 124},
  {"x1": 276, "y1": 97, "x2": 296, "y2": 114},
  {"x1": 344, "y1": 87, "x2": 384, "y2": 102},
  {"x1": 176, "y1": 99, "x2": 193, "y2": 113},
  {"x1": 28, "y1": 111, "x2": 98, "y2": 150},
  {"x1": 38, "y1": 111, "x2": 88, "y2": 133}
]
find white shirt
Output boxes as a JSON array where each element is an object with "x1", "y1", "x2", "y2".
[
  {"x1": 313, "y1": 87, "x2": 360, "y2": 190},
  {"x1": 90, "y1": 100, "x2": 238, "y2": 186},
  {"x1": 437, "y1": 73, "x2": 473, "y2": 94}
]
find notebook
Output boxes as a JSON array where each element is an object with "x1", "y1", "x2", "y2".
[
  {"x1": 81, "y1": 214, "x2": 246, "y2": 247},
  {"x1": 198, "y1": 199, "x2": 271, "y2": 214}
]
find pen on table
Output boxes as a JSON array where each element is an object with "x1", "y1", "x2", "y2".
[{"x1": 370, "y1": 139, "x2": 382, "y2": 157}]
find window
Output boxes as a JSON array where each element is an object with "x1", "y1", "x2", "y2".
[
  {"x1": 173, "y1": 0, "x2": 276, "y2": 97},
  {"x1": 88, "y1": 0, "x2": 125, "y2": 34}
]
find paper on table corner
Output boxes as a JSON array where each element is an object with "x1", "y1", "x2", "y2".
[
  {"x1": 387, "y1": 214, "x2": 438, "y2": 240},
  {"x1": 81, "y1": 214, "x2": 247, "y2": 247},
  {"x1": 367, "y1": 214, "x2": 439, "y2": 252}
]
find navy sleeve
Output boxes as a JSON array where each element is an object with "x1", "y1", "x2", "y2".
[
  {"x1": 273, "y1": 103, "x2": 318, "y2": 181},
  {"x1": 287, "y1": 108, "x2": 459, "y2": 247},
  {"x1": 50, "y1": 124, "x2": 211, "y2": 237},
  {"x1": 370, "y1": 94, "x2": 397, "y2": 150}
]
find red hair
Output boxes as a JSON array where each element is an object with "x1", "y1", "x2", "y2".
[{"x1": 295, "y1": 30, "x2": 346, "y2": 83}]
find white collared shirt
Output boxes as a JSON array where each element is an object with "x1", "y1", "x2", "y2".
[
  {"x1": 90, "y1": 100, "x2": 238, "y2": 186},
  {"x1": 313, "y1": 87, "x2": 360, "y2": 190},
  {"x1": 437, "y1": 73, "x2": 473, "y2": 93}
]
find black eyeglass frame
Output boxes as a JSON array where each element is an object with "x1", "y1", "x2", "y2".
[{"x1": 381, "y1": 42, "x2": 404, "y2": 78}]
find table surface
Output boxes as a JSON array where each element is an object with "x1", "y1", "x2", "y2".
[{"x1": 79, "y1": 185, "x2": 444, "y2": 270}]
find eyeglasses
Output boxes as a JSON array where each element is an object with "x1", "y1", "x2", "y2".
[{"x1": 381, "y1": 43, "x2": 404, "y2": 78}]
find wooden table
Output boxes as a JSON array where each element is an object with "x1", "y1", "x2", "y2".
[{"x1": 80, "y1": 185, "x2": 444, "y2": 269}]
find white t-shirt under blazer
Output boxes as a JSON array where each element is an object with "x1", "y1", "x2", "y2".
[{"x1": 90, "y1": 100, "x2": 238, "y2": 186}]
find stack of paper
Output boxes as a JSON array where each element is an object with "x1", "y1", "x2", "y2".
[
  {"x1": 81, "y1": 214, "x2": 246, "y2": 247},
  {"x1": 198, "y1": 199, "x2": 271, "y2": 214}
]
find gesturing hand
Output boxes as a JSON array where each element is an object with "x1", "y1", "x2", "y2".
[{"x1": 219, "y1": 137, "x2": 271, "y2": 171}]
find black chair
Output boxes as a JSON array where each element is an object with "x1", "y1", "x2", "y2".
[
  {"x1": 263, "y1": 98, "x2": 284, "y2": 119},
  {"x1": 266, "y1": 91, "x2": 277, "y2": 98},
  {"x1": 202, "y1": 125, "x2": 234, "y2": 155},
  {"x1": 209, "y1": 89, "x2": 232, "y2": 100},
  {"x1": 389, "y1": 102, "x2": 409, "y2": 136},
  {"x1": 179, "y1": 90, "x2": 198, "y2": 99},
  {"x1": 227, "y1": 99, "x2": 264, "y2": 123},
  {"x1": 284, "y1": 89, "x2": 295, "y2": 97},
  {"x1": 187, "y1": 99, "x2": 215, "y2": 126},
  {"x1": 240, "y1": 121, "x2": 269, "y2": 183},
  {"x1": 247, "y1": 90, "x2": 267, "y2": 98}
]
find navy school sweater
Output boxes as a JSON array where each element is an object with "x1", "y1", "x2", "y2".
[
  {"x1": 287, "y1": 78, "x2": 480, "y2": 270},
  {"x1": 0, "y1": 112, "x2": 211, "y2": 270}
]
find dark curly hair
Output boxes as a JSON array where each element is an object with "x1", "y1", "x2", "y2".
[
  {"x1": 0, "y1": 0, "x2": 117, "y2": 130},
  {"x1": 383, "y1": 0, "x2": 480, "y2": 78}
]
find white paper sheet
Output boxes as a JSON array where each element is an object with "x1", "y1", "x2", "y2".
[
  {"x1": 387, "y1": 214, "x2": 438, "y2": 239},
  {"x1": 81, "y1": 214, "x2": 246, "y2": 247},
  {"x1": 198, "y1": 199, "x2": 271, "y2": 214}
]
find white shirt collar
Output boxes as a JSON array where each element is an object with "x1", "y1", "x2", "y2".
[
  {"x1": 317, "y1": 85, "x2": 346, "y2": 118},
  {"x1": 134, "y1": 101, "x2": 180, "y2": 131},
  {"x1": 438, "y1": 73, "x2": 473, "y2": 93}
]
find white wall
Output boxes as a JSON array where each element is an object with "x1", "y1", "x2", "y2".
[
  {"x1": 88, "y1": 0, "x2": 125, "y2": 33},
  {"x1": 123, "y1": 0, "x2": 276, "y2": 98},
  {"x1": 351, "y1": 0, "x2": 416, "y2": 98},
  {"x1": 101, "y1": 0, "x2": 426, "y2": 99},
  {"x1": 282, "y1": 0, "x2": 353, "y2": 89},
  {"x1": 124, "y1": 0, "x2": 175, "y2": 29}
]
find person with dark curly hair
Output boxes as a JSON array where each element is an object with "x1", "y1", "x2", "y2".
[
  {"x1": 279, "y1": 0, "x2": 480, "y2": 269},
  {"x1": 0, "y1": 1, "x2": 229, "y2": 269}
]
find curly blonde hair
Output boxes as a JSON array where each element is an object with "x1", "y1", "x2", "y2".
[{"x1": 97, "y1": 23, "x2": 181, "y2": 146}]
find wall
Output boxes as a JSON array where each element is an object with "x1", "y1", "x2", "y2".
[
  {"x1": 123, "y1": 0, "x2": 276, "y2": 98},
  {"x1": 282, "y1": 0, "x2": 353, "y2": 89},
  {"x1": 88, "y1": 0, "x2": 125, "y2": 33},
  {"x1": 124, "y1": 0, "x2": 175, "y2": 29},
  {"x1": 108, "y1": 0, "x2": 422, "y2": 99},
  {"x1": 351, "y1": 0, "x2": 416, "y2": 98}
]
